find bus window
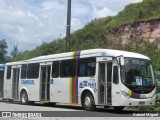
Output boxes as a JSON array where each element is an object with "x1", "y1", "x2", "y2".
[
  {"x1": 52, "y1": 61, "x2": 60, "y2": 78},
  {"x1": 6, "y1": 66, "x2": 11, "y2": 79},
  {"x1": 21, "y1": 64, "x2": 27, "y2": 79},
  {"x1": 78, "y1": 58, "x2": 96, "y2": 77},
  {"x1": 27, "y1": 63, "x2": 39, "y2": 79},
  {"x1": 60, "y1": 60, "x2": 76, "y2": 77},
  {"x1": 113, "y1": 66, "x2": 118, "y2": 84}
]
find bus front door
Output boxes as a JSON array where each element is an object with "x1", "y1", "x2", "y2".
[
  {"x1": 99, "y1": 62, "x2": 112, "y2": 105},
  {"x1": 40, "y1": 66, "x2": 51, "y2": 101},
  {"x1": 12, "y1": 68, "x2": 20, "y2": 100}
]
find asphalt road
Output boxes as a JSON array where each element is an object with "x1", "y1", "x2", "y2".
[{"x1": 0, "y1": 100, "x2": 159, "y2": 118}]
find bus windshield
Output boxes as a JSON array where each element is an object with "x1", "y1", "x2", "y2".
[{"x1": 122, "y1": 58, "x2": 155, "y2": 86}]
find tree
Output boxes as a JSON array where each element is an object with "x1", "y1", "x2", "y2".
[
  {"x1": 0, "y1": 39, "x2": 8, "y2": 63},
  {"x1": 5, "y1": 56, "x2": 13, "y2": 63},
  {"x1": 11, "y1": 45, "x2": 21, "y2": 60}
]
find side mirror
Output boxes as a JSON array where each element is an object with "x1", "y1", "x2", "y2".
[{"x1": 120, "y1": 56, "x2": 124, "y2": 66}]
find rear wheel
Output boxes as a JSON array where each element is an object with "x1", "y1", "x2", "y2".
[
  {"x1": 82, "y1": 92, "x2": 96, "y2": 111},
  {"x1": 20, "y1": 91, "x2": 29, "y2": 105}
]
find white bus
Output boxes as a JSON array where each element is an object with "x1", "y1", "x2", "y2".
[{"x1": 3, "y1": 49, "x2": 156, "y2": 111}]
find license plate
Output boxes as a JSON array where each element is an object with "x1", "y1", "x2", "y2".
[{"x1": 139, "y1": 101, "x2": 145, "y2": 105}]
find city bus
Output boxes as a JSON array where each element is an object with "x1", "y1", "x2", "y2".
[
  {"x1": 3, "y1": 49, "x2": 156, "y2": 111},
  {"x1": 0, "y1": 64, "x2": 5, "y2": 98}
]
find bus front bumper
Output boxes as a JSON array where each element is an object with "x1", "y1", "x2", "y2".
[{"x1": 120, "y1": 95, "x2": 156, "y2": 106}]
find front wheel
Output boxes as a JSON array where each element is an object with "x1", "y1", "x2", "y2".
[
  {"x1": 20, "y1": 91, "x2": 29, "y2": 105},
  {"x1": 82, "y1": 92, "x2": 96, "y2": 111}
]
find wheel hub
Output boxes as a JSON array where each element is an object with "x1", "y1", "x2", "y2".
[
  {"x1": 22, "y1": 94, "x2": 26, "y2": 103},
  {"x1": 85, "y1": 97, "x2": 91, "y2": 107}
]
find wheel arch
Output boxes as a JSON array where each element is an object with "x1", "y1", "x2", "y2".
[
  {"x1": 80, "y1": 87, "x2": 95, "y2": 105},
  {"x1": 19, "y1": 87, "x2": 29, "y2": 100}
]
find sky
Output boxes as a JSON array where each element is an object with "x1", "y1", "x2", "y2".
[{"x1": 0, "y1": 0, "x2": 142, "y2": 54}]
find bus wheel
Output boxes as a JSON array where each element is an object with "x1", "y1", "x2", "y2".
[
  {"x1": 113, "y1": 106, "x2": 125, "y2": 111},
  {"x1": 20, "y1": 91, "x2": 29, "y2": 105},
  {"x1": 82, "y1": 92, "x2": 96, "y2": 111}
]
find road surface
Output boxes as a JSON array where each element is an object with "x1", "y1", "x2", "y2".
[{"x1": 0, "y1": 100, "x2": 159, "y2": 118}]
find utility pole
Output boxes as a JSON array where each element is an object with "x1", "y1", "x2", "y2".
[{"x1": 66, "y1": 0, "x2": 71, "y2": 52}]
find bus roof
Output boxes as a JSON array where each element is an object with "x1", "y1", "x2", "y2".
[{"x1": 6, "y1": 49, "x2": 150, "y2": 65}]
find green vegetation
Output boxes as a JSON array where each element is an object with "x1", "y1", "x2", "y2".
[
  {"x1": 0, "y1": 39, "x2": 8, "y2": 63},
  {"x1": 106, "y1": 0, "x2": 160, "y2": 29}
]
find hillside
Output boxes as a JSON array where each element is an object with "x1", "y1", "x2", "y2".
[
  {"x1": 106, "y1": 0, "x2": 160, "y2": 29},
  {"x1": 11, "y1": 0, "x2": 160, "y2": 71}
]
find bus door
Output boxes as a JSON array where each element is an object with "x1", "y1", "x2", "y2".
[
  {"x1": 40, "y1": 65, "x2": 51, "y2": 101},
  {"x1": 12, "y1": 68, "x2": 20, "y2": 100},
  {"x1": 98, "y1": 62, "x2": 112, "y2": 105}
]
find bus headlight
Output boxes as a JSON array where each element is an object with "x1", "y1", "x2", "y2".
[{"x1": 121, "y1": 90, "x2": 130, "y2": 99}]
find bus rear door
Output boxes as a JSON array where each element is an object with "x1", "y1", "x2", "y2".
[
  {"x1": 40, "y1": 63, "x2": 52, "y2": 101},
  {"x1": 12, "y1": 66, "x2": 20, "y2": 100}
]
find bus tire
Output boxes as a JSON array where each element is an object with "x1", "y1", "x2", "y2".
[
  {"x1": 113, "y1": 106, "x2": 125, "y2": 111},
  {"x1": 20, "y1": 91, "x2": 29, "y2": 105},
  {"x1": 82, "y1": 92, "x2": 96, "y2": 111}
]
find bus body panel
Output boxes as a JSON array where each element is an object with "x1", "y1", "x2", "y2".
[
  {"x1": 112, "y1": 83, "x2": 121, "y2": 106},
  {"x1": 3, "y1": 84, "x2": 12, "y2": 99},
  {"x1": 19, "y1": 79, "x2": 40, "y2": 101},
  {"x1": 50, "y1": 78, "x2": 70, "y2": 103}
]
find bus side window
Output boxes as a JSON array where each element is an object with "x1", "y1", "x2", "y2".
[
  {"x1": 6, "y1": 66, "x2": 12, "y2": 79},
  {"x1": 60, "y1": 60, "x2": 76, "y2": 77},
  {"x1": 88, "y1": 62, "x2": 96, "y2": 76},
  {"x1": 52, "y1": 61, "x2": 60, "y2": 78},
  {"x1": 78, "y1": 58, "x2": 96, "y2": 77},
  {"x1": 79, "y1": 63, "x2": 86, "y2": 76},
  {"x1": 21, "y1": 64, "x2": 27, "y2": 79},
  {"x1": 113, "y1": 66, "x2": 119, "y2": 84},
  {"x1": 27, "y1": 63, "x2": 40, "y2": 79}
]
